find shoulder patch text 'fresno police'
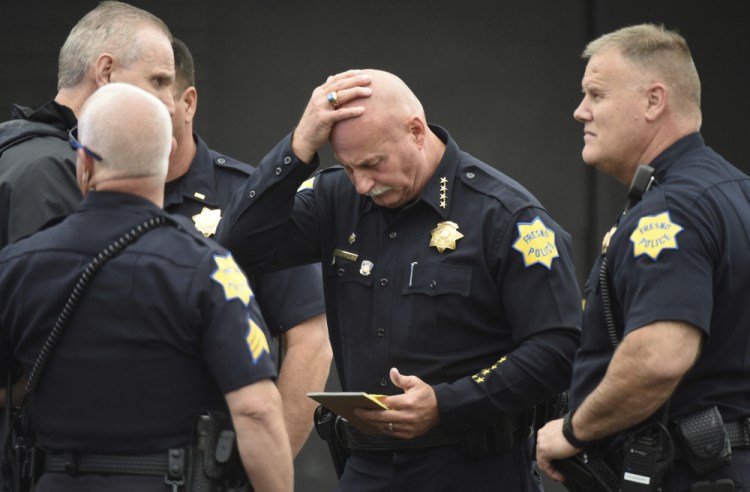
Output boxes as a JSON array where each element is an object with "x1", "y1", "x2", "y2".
[
  {"x1": 512, "y1": 216, "x2": 559, "y2": 269},
  {"x1": 211, "y1": 253, "x2": 252, "y2": 305},
  {"x1": 629, "y1": 211, "x2": 683, "y2": 261}
]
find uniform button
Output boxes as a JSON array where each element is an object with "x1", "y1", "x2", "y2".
[
  {"x1": 380, "y1": 278, "x2": 389, "y2": 287},
  {"x1": 275, "y1": 167, "x2": 282, "y2": 175},
  {"x1": 284, "y1": 156, "x2": 292, "y2": 164},
  {"x1": 377, "y1": 328, "x2": 385, "y2": 337},
  {"x1": 466, "y1": 172, "x2": 475, "y2": 179},
  {"x1": 337, "y1": 268, "x2": 345, "y2": 277},
  {"x1": 248, "y1": 190, "x2": 256, "y2": 198},
  {"x1": 216, "y1": 157, "x2": 226, "y2": 164},
  {"x1": 430, "y1": 280, "x2": 437, "y2": 289},
  {"x1": 389, "y1": 231, "x2": 397, "y2": 239},
  {"x1": 379, "y1": 377, "x2": 387, "y2": 387}
]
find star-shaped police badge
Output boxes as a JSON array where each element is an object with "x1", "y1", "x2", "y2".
[
  {"x1": 429, "y1": 221, "x2": 464, "y2": 253},
  {"x1": 192, "y1": 207, "x2": 222, "y2": 237}
]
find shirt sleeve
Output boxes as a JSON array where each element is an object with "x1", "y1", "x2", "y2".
[{"x1": 197, "y1": 250, "x2": 278, "y2": 394}]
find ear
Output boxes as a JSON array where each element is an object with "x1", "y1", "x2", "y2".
[
  {"x1": 76, "y1": 151, "x2": 95, "y2": 196},
  {"x1": 408, "y1": 116, "x2": 426, "y2": 149},
  {"x1": 182, "y1": 86, "x2": 198, "y2": 122},
  {"x1": 644, "y1": 83, "x2": 667, "y2": 122},
  {"x1": 93, "y1": 53, "x2": 115, "y2": 87}
]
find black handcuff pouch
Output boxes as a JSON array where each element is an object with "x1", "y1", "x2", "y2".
[{"x1": 673, "y1": 405, "x2": 732, "y2": 476}]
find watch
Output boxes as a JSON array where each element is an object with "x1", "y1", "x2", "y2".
[{"x1": 562, "y1": 410, "x2": 593, "y2": 449}]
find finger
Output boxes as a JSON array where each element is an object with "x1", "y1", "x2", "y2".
[{"x1": 327, "y1": 86, "x2": 372, "y2": 110}]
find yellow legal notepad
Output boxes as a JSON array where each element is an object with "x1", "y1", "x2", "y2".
[{"x1": 307, "y1": 392, "x2": 389, "y2": 434}]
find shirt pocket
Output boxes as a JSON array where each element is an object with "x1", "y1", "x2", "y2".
[
  {"x1": 400, "y1": 262, "x2": 472, "y2": 353},
  {"x1": 326, "y1": 259, "x2": 374, "y2": 346}
]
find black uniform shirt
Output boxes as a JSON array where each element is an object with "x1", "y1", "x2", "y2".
[
  {"x1": 0, "y1": 192, "x2": 276, "y2": 453},
  {"x1": 164, "y1": 134, "x2": 325, "y2": 335},
  {"x1": 218, "y1": 126, "x2": 581, "y2": 432},
  {"x1": 571, "y1": 133, "x2": 750, "y2": 422}
]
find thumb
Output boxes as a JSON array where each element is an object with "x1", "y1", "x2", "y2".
[{"x1": 390, "y1": 367, "x2": 417, "y2": 391}]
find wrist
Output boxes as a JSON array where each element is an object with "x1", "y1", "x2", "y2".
[{"x1": 561, "y1": 409, "x2": 593, "y2": 449}]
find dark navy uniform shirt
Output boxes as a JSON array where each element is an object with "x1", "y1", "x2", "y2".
[
  {"x1": 164, "y1": 134, "x2": 325, "y2": 336},
  {"x1": 571, "y1": 133, "x2": 750, "y2": 423},
  {"x1": 217, "y1": 126, "x2": 581, "y2": 433},
  {"x1": 0, "y1": 192, "x2": 276, "y2": 454}
]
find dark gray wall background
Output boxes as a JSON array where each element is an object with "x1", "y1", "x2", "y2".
[{"x1": 2, "y1": 1, "x2": 749, "y2": 491}]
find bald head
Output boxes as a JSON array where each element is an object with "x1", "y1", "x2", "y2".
[
  {"x1": 328, "y1": 69, "x2": 445, "y2": 209},
  {"x1": 332, "y1": 69, "x2": 424, "y2": 142},
  {"x1": 78, "y1": 83, "x2": 172, "y2": 188}
]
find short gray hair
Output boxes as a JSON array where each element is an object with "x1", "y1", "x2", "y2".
[
  {"x1": 78, "y1": 83, "x2": 172, "y2": 180},
  {"x1": 583, "y1": 24, "x2": 701, "y2": 115},
  {"x1": 58, "y1": 1, "x2": 172, "y2": 90}
]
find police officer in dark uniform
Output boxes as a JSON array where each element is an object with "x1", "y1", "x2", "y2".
[
  {"x1": 216, "y1": 69, "x2": 581, "y2": 491},
  {"x1": 0, "y1": 84, "x2": 293, "y2": 492},
  {"x1": 166, "y1": 38, "x2": 330, "y2": 457},
  {"x1": 536, "y1": 24, "x2": 750, "y2": 490}
]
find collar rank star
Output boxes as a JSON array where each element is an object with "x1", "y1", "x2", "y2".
[
  {"x1": 629, "y1": 211, "x2": 683, "y2": 260},
  {"x1": 430, "y1": 221, "x2": 463, "y2": 253},
  {"x1": 512, "y1": 216, "x2": 559, "y2": 269},
  {"x1": 439, "y1": 177, "x2": 448, "y2": 209},
  {"x1": 192, "y1": 206, "x2": 222, "y2": 237}
]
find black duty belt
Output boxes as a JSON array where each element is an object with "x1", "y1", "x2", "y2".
[
  {"x1": 673, "y1": 418, "x2": 750, "y2": 460},
  {"x1": 342, "y1": 422, "x2": 461, "y2": 451},
  {"x1": 342, "y1": 413, "x2": 531, "y2": 456},
  {"x1": 44, "y1": 451, "x2": 173, "y2": 476}
]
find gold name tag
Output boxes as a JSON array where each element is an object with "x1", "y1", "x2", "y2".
[{"x1": 333, "y1": 249, "x2": 358, "y2": 262}]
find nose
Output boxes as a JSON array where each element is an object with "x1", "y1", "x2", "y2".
[
  {"x1": 573, "y1": 97, "x2": 589, "y2": 123},
  {"x1": 350, "y1": 171, "x2": 374, "y2": 195},
  {"x1": 161, "y1": 89, "x2": 176, "y2": 117}
]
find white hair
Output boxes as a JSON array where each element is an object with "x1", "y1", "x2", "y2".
[{"x1": 78, "y1": 83, "x2": 172, "y2": 180}]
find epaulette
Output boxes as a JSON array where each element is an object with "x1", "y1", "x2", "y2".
[{"x1": 457, "y1": 164, "x2": 542, "y2": 215}]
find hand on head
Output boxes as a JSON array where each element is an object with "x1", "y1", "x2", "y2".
[{"x1": 291, "y1": 70, "x2": 373, "y2": 163}]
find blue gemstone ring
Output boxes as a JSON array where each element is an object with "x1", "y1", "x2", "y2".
[{"x1": 326, "y1": 91, "x2": 339, "y2": 108}]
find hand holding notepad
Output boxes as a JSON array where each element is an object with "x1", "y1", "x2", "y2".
[{"x1": 307, "y1": 392, "x2": 390, "y2": 434}]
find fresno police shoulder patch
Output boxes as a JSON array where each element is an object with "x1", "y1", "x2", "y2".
[
  {"x1": 297, "y1": 176, "x2": 315, "y2": 192},
  {"x1": 246, "y1": 317, "x2": 270, "y2": 363},
  {"x1": 210, "y1": 253, "x2": 252, "y2": 306},
  {"x1": 629, "y1": 211, "x2": 683, "y2": 261},
  {"x1": 512, "y1": 216, "x2": 559, "y2": 269}
]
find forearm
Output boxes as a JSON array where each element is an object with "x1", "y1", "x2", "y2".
[
  {"x1": 226, "y1": 381, "x2": 293, "y2": 492},
  {"x1": 435, "y1": 328, "x2": 579, "y2": 431},
  {"x1": 572, "y1": 321, "x2": 702, "y2": 441},
  {"x1": 278, "y1": 313, "x2": 332, "y2": 456}
]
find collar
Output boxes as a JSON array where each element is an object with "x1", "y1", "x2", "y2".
[
  {"x1": 648, "y1": 132, "x2": 705, "y2": 181},
  {"x1": 11, "y1": 100, "x2": 77, "y2": 132},
  {"x1": 79, "y1": 191, "x2": 165, "y2": 215},
  {"x1": 164, "y1": 134, "x2": 218, "y2": 208},
  {"x1": 416, "y1": 125, "x2": 459, "y2": 219}
]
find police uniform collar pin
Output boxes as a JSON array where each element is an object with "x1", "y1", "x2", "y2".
[
  {"x1": 439, "y1": 176, "x2": 448, "y2": 209},
  {"x1": 430, "y1": 220, "x2": 463, "y2": 253}
]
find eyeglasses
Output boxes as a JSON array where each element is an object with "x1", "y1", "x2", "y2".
[{"x1": 68, "y1": 127, "x2": 103, "y2": 161}]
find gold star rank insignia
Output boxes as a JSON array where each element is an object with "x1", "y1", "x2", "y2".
[
  {"x1": 429, "y1": 221, "x2": 463, "y2": 253},
  {"x1": 512, "y1": 216, "x2": 559, "y2": 269},
  {"x1": 192, "y1": 207, "x2": 222, "y2": 237},
  {"x1": 439, "y1": 177, "x2": 448, "y2": 209},
  {"x1": 246, "y1": 318, "x2": 270, "y2": 363},
  {"x1": 211, "y1": 253, "x2": 252, "y2": 306},
  {"x1": 630, "y1": 211, "x2": 683, "y2": 261}
]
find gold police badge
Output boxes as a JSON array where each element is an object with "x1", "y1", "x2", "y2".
[
  {"x1": 429, "y1": 221, "x2": 463, "y2": 253},
  {"x1": 192, "y1": 207, "x2": 222, "y2": 237}
]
